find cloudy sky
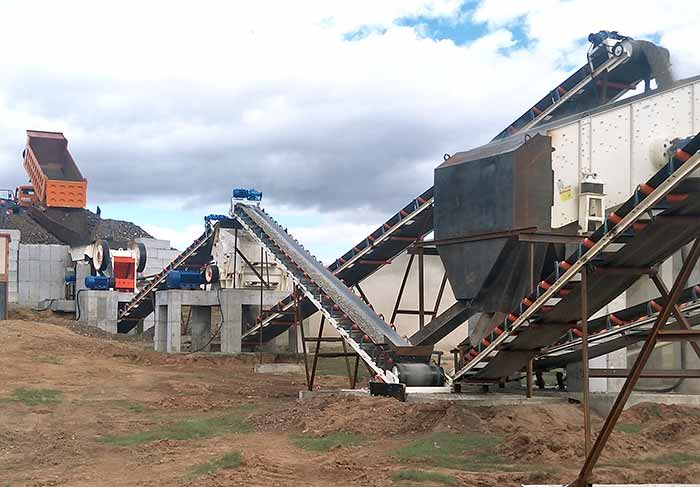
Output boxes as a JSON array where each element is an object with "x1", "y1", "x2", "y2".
[{"x1": 1, "y1": 0, "x2": 699, "y2": 259}]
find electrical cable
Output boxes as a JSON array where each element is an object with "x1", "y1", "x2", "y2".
[
  {"x1": 185, "y1": 286, "x2": 225, "y2": 354},
  {"x1": 75, "y1": 289, "x2": 84, "y2": 321}
]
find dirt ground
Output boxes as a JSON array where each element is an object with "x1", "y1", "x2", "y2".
[{"x1": 2, "y1": 313, "x2": 700, "y2": 486}]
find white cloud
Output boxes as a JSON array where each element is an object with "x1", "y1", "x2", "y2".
[
  {"x1": 1, "y1": 0, "x2": 700, "y2": 261},
  {"x1": 141, "y1": 223, "x2": 202, "y2": 252}
]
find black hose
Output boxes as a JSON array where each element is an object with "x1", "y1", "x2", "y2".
[{"x1": 75, "y1": 289, "x2": 84, "y2": 321}]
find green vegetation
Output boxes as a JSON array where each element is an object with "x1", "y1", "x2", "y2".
[
  {"x1": 186, "y1": 451, "x2": 242, "y2": 480},
  {"x1": 393, "y1": 432, "x2": 534, "y2": 472},
  {"x1": 391, "y1": 469, "x2": 456, "y2": 485},
  {"x1": 11, "y1": 388, "x2": 63, "y2": 406},
  {"x1": 33, "y1": 356, "x2": 63, "y2": 365},
  {"x1": 107, "y1": 400, "x2": 147, "y2": 413},
  {"x1": 313, "y1": 355, "x2": 369, "y2": 380},
  {"x1": 616, "y1": 423, "x2": 642, "y2": 434},
  {"x1": 99, "y1": 411, "x2": 252, "y2": 446},
  {"x1": 651, "y1": 452, "x2": 700, "y2": 465},
  {"x1": 291, "y1": 432, "x2": 363, "y2": 452}
]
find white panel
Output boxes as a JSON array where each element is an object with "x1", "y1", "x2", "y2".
[
  {"x1": 589, "y1": 105, "x2": 632, "y2": 208},
  {"x1": 550, "y1": 80, "x2": 697, "y2": 229},
  {"x1": 631, "y1": 84, "x2": 693, "y2": 187},
  {"x1": 550, "y1": 121, "x2": 580, "y2": 228}
]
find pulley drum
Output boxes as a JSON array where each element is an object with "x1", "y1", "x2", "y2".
[{"x1": 392, "y1": 363, "x2": 446, "y2": 387}]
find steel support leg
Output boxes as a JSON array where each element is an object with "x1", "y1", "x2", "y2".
[
  {"x1": 581, "y1": 265, "x2": 591, "y2": 456},
  {"x1": 651, "y1": 273, "x2": 700, "y2": 362},
  {"x1": 573, "y1": 236, "x2": 700, "y2": 486},
  {"x1": 308, "y1": 315, "x2": 325, "y2": 390}
]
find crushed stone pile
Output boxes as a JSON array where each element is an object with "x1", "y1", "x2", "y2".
[{"x1": 3, "y1": 207, "x2": 150, "y2": 245}]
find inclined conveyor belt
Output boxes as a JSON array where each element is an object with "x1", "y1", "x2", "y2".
[
  {"x1": 240, "y1": 187, "x2": 434, "y2": 347},
  {"x1": 116, "y1": 227, "x2": 217, "y2": 333},
  {"x1": 235, "y1": 203, "x2": 443, "y2": 384}
]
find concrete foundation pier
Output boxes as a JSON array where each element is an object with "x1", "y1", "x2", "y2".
[
  {"x1": 78, "y1": 290, "x2": 134, "y2": 333},
  {"x1": 154, "y1": 288, "x2": 289, "y2": 354}
]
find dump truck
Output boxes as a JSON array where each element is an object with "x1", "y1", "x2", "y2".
[{"x1": 22, "y1": 130, "x2": 87, "y2": 208}]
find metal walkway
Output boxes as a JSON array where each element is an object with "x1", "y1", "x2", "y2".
[
  {"x1": 453, "y1": 133, "x2": 700, "y2": 382},
  {"x1": 116, "y1": 228, "x2": 216, "y2": 333},
  {"x1": 233, "y1": 203, "x2": 436, "y2": 384}
]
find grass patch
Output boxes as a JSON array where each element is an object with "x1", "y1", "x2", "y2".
[
  {"x1": 99, "y1": 411, "x2": 252, "y2": 446},
  {"x1": 33, "y1": 356, "x2": 63, "y2": 365},
  {"x1": 11, "y1": 388, "x2": 63, "y2": 406},
  {"x1": 651, "y1": 452, "x2": 700, "y2": 466},
  {"x1": 391, "y1": 469, "x2": 456, "y2": 485},
  {"x1": 616, "y1": 423, "x2": 642, "y2": 434},
  {"x1": 186, "y1": 451, "x2": 242, "y2": 480},
  {"x1": 313, "y1": 355, "x2": 369, "y2": 379},
  {"x1": 291, "y1": 432, "x2": 363, "y2": 452},
  {"x1": 110, "y1": 400, "x2": 147, "y2": 413},
  {"x1": 394, "y1": 432, "x2": 534, "y2": 472}
]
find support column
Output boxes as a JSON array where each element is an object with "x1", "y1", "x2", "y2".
[
  {"x1": 166, "y1": 291, "x2": 182, "y2": 353},
  {"x1": 220, "y1": 292, "x2": 243, "y2": 354},
  {"x1": 190, "y1": 306, "x2": 212, "y2": 352},
  {"x1": 154, "y1": 304, "x2": 167, "y2": 352}
]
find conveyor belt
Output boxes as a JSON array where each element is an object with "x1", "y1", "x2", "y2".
[
  {"x1": 453, "y1": 133, "x2": 700, "y2": 382},
  {"x1": 535, "y1": 285, "x2": 700, "y2": 370},
  {"x1": 240, "y1": 188, "x2": 434, "y2": 346},
  {"x1": 116, "y1": 228, "x2": 217, "y2": 333},
  {"x1": 492, "y1": 37, "x2": 667, "y2": 140},
  {"x1": 234, "y1": 203, "x2": 436, "y2": 383}
]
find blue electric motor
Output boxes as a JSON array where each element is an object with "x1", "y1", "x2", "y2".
[
  {"x1": 85, "y1": 275, "x2": 112, "y2": 290},
  {"x1": 166, "y1": 270, "x2": 203, "y2": 290},
  {"x1": 232, "y1": 188, "x2": 263, "y2": 201}
]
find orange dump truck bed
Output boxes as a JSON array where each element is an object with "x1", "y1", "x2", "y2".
[{"x1": 23, "y1": 130, "x2": 87, "y2": 208}]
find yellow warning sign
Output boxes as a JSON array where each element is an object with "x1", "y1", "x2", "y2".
[{"x1": 559, "y1": 185, "x2": 573, "y2": 202}]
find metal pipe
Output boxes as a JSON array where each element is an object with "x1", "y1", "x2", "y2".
[
  {"x1": 418, "y1": 242, "x2": 425, "y2": 329},
  {"x1": 233, "y1": 228, "x2": 238, "y2": 288}
]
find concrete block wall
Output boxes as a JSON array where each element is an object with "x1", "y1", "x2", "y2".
[
  {"x1": 5, "y1": 230, "x2": 20, "y2": 304},
  {"x1": 17, "y1": 242, "x2": 71, "y2": 306},
  {"x1": 136, "y1": 238, "x2": 181, "y2": 330}
]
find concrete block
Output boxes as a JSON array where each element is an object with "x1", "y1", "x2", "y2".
[
  {"x1": 39, "y1": 245, "x2": 51, "y2": 261},
  {"x1": 8, "y1": 258, "x2": 17, "y2": 271},
  {"x1": 137, "y1": 238, "x2": 171, "y2": 250},
  {"x1": 38, "y1": 281, "x2": 51, "y2": 301},
  {"x1": 29, "y1": 245, "x2": 40, "y2": 260},
  {"x1": 51, "y1": 300, "x2": 76, "y2": 313},
  {"x1": 18, "y1": 259, "x2": 29, "y2": 281},
  {"x1": 255, "y1": 363, "x2": 304, "y2": 374},
  {"x1": 8, "y1": 291, "x2": 18, "y2": 304},
  {"x1": 18, "y1": 284, "x2": 30, "y2": 304},
  {"x1": 50, "y1": 245, "x2": 68, "y2": 262},
  {"x1": 18, "y1": 245, "x2": 28, "y2": 260},
  {"x1": 155, "y1": 305, "x2": 167, "y2": 352},
  {"x1": 8, "y1": 270, "x2": 17, "y2": 283},
  {"x1": 28, "y1": 261, "x2": 40, "y2": 283},
  {"x1": 39, "y1": 262, "x2": 52, "y2": 281}
]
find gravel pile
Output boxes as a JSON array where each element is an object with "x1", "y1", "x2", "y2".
[{"x1": 3, "y1": 207, "x2": 151, "y2": 245}]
